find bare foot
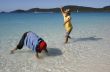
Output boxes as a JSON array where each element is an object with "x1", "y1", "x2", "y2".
[
  {"x1": 68, "y1": 36, "x2": 72, "y2": 39},
  {"x1": 64, "y1": 41, "x2": 67, "y2": 44}
]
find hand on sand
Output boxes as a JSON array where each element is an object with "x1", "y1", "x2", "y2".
[
  {"x1": 32, "y1": 56, "x2": 43, "y2": 60},
  {"x1": 45, "y1": 53, "x2": 49, "y2": 57},
  {"x1": 10, "y1": 50, "x2": 14, "y2": 54}
]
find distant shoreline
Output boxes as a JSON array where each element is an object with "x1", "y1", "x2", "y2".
[
  {"x1": 0, "y1": 5, "x2": 110, "y2": 13},
  {"x1": 1, "y1": 12, "x2": 110, "y2": 14}
]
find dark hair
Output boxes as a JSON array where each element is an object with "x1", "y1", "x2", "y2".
[{"x1": 67, "y1": 12, "x2": 70, "y2": 15}]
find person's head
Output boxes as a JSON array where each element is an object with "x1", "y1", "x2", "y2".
[
  {"x1": 65, "y1": 9, "x2": 71, "y2": 16},
  {"x1": 36, "y1": 41, "x2": 47, "y2": 53}
]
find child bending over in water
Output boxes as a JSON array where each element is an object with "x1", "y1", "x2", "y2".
[{"x1": 10, "y1": 31, "x2": 48, "y2": 58}]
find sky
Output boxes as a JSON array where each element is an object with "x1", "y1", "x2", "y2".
[{"x1": 0, "y1": 0, "x2": 110, "y2": 12}]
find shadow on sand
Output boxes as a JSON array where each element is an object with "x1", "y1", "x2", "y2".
[
  {"x1": 14, "y1": 48, "x2": 63, "y2": 57},
  {"x1": 47, "y1": 48, "x2": 63, "y2": 57},
  {"x1": 73, "y1": 36, "x2": 103, "y2": 42}
]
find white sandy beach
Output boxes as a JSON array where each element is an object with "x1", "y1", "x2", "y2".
[
  {"x1": 0, "y1": 13, "x2": 110, "y2": 72},
  {"x1": 0, "y1": 22, "x2": 110, "y2": 72}
]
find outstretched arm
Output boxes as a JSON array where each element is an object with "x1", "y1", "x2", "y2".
[{"x1": 60, "y1": 7, "x2": 65, "y2": 15}]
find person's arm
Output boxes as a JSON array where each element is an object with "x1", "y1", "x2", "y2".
[
  {"x1": 64, "y1": 17, "x2": 71, "y2": 25},
  {"x1": 35, "y1": 52, "x2": 39, "y2": 58},
  {"x1": 10, "y1": 47, "x2": 18, "y2": 54},
  {"x1": 60, "y1": 7, "x2": 65, "y2": 16},
  {"x1": 44, "y1": 48, "x2": 48, "y2": 53}
]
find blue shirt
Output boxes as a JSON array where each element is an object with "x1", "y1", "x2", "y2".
[{"x1": 24, "y1": 32, "x2": 42, "y2": 52}]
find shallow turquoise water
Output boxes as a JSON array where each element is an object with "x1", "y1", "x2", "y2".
[{"x1": 0, "y1": 12, "x2": 110, "y2": 41}]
